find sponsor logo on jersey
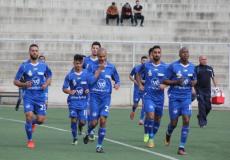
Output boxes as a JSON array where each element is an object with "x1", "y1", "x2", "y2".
[
  {"x1": 97, "y1": 79, "x2": 106, "y2": 89},
  {"x1": 32, "y1": 76, "x2": 40, "y2": 85}
]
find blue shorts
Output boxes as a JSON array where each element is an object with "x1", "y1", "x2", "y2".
[
  {"x1": 69, "y1": 108, "x2": 87, "y2": 121},
  {"x1": 89, "y1": 94, "x2": 111, "y2": 120},
  {"x1": 169, "y1": 98, "x2": 192, "y2": 120},
  {"x1": 143, "y1": 97, "x2": 164, "y2": 116},
  {"x1": 23, "y1": 98, "x2": 47, "y2": 116},
  {"x1": 133, "y1": 90, "x2": 143, "y2": 104}
]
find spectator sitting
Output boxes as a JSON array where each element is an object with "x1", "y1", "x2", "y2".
[
  {"x1": 106, "y1": 2, "x2": 119, "y2": 26},
  {"x1": 120, "y1": 2, "x2": 134, "y2": 26},
  {"x1": 133, "y1": 0, "x2": 144, "y2": 27}
]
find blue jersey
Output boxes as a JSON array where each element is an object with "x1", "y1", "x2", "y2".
[
  {"x1": 88, "y1": 61, "x2": 120, "y2": 95},
  {"x1": 130, "y1": 64, "x2": 145, "y2": 92},
  {"x1": 63, "y1": 69, "x2": 92, "y2": 109},
  {"x1": 14, "y1": 60, "x2": 52, "y2": 102},
  {"x1": 138, "y1": 61, "x2": 167, "y2": 102},
  {"x1": 166, "y1": 60, "x2": 196, "y2": 99},
  {"x1": 83, "y1": 56, "x2": 98, "y2": 70}
]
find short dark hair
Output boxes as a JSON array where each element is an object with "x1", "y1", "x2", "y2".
[
  {"x1": 91, "y1": 41, "x2": 101, "y2": 48},
  {"x1": 141, "y1": 56, "x2": 148, "y2": 60},
  {"x1": 29, "y1": 44, "x2": 39, "y2": 50},
  {"x1": 148, "y1": 47, "x2": 154, "y2": 56},
  {"x1": 152, "y1": 45, "x2": 161, "y2": 51},
  {"x1": 74, "y1": 54, "x2": 84, "y2": 62},
  {"x1": 112, "y1": 2, "x2": 115, "y2": 5}
]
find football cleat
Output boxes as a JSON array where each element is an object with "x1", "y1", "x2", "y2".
[
  {"x1": 96, "y1": 146, "x2": 104, "y2": 153},
  {"x1": 83, "y1": 135, "x2": 89, "y2": 144},
  {"x1": 143, "y1": 134, "x2": 149, "y2": 143},
  {"x1": 72, "y1": 138, "x2": 78, "y2": 145},
  {"x1": 138, "y1": 119, "x2": 144, "y2": 125},
  {"x1": 164, "y1": 133, "x2": 171, "y2": 146},
  {"x1": 89, "y1": 134, "x2": 95, "y2": 141},
  {"x1": 130, "y1": 112, "x2": 135, "y2": 120},
  {"x1": 177, "y1": 147, "x2": 187, "y2": 155},
  {"x1": 27, "y1": 140, "x2": 35, "y2": 149},
  {"x1": 147, "y1": 139, "x2": 155, "y2": 148}
]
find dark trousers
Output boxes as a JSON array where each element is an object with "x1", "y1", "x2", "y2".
[
  {"x1": 196, "y1": 89, "x2": 212, "y2": 127},
  {"x1": 134, "y1": 14, "x2": 144, "y2": 25},
  {"x1": 106, "y1": 14, "x2": 119, "y2": 25},
  {"x1": 120, "y1": 14, "x2": 133, "y2": 24}
]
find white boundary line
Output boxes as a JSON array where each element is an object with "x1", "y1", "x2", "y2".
[{"x1": 0, "y1": 117, "x2": 179, "y2": 160}]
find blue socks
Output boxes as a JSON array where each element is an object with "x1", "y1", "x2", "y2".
[
  {"x1": 71, "y1": 122, "x2": 77, "y2": 139},
  {"x1": 97, "y1": 128, "x2": 106, "y2": 146},
  {"x1": 147, "y1": 119, "x2": 154, "y2": 139},
  {"x1": 144, "y1": 119, "x2": 148, "y2": 134},
  {"x1": 153, "y1": 121, "x2": 160, "y2": 135},
  {"x1": 179, "y1": 126, "x2": 189, "y2": 148},
  {"x1": 25, "y1": 121, "x2": 32, "y2": 140}
]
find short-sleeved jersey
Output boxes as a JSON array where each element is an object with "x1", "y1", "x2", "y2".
[
  {"x1": 83, "y1": 56, "x2": 98, "y2": 70},
  {"x1": 63, "y1": 69, "x2": 92, "y2": 109},
  {"x1": 14, "y1": 60, "x2": 52, "y2": 102},
  {"x1": 195, "y1": 65, "x2": 214, "y2": 91},
  {"x1": 130, "y1": 64, "x2": 145, "y2": 92},
  {"x1": 166, "y1": 60, "x2": 196, "y2": 99},
  {"x1": 88, "y1": 61, "x2": 120, "y2": 95},
  {"x1": 138, "y1": 61, "x2": 167, "y2": 102}
]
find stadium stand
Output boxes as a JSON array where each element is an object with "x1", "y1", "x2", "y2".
[{"x1": 0, "y1": 0, "x2": 229, "y2": 106}]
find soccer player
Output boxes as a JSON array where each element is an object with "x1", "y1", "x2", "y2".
[
  {"x1": 38, "y1": 54, "x2": 49, "y2": 107},
  {"x1": 137, "y1": 45, "x2": 167, "y2": 148},
  {"x1": 129, "y1": 55, "x2": 148, "y2": 125},
  {"x1": 83, "y1": 41, "x2": 101, "y2": 140},
  {"x1": 163, "y1": 47, "x2": 197, "y2": 155},
  {"x1": 13, "y1": 44, "x2": 52, "y2": 149},
  {"x1": 83, "y1": 41, "x2": 101, "y2": 70},
  {"x1": 63, "y1": 54, "x2": 92, "y2": 145},
  {"x1": 83, "y1": 48, "x2": 120, "y2": 153}
]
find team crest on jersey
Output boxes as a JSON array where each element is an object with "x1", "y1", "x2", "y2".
[
  {"x1": 28, "y1": 70, "x2": 33, "y2": 76},
  {"x1": 97, "y1": 79, "x2": 106, "y2": 89},
  {"x1": 72, "y1": 80, "x2": 77, "y2": 86},
  {"x1": 176, "y1": 71, "x2": 182, "y2": 78},
  {"x1": 32, "y1": 76, "x2": 40, "y2": 85},
  {"x1": 148, "y1": 70, "x2": 152, "y2": 76}
]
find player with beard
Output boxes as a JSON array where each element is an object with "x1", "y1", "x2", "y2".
[
  {"x1": 14, "y1": 44, "x2": 52, "y2": 149},
  {"x1": 137, "y1": 45, "x2": 167, "y2": 148}
]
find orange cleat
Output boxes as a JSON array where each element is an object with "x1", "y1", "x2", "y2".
[
  {"x1": 27, "y1": 140, "x2": 35, "y2": 149},
  {"x1": 130, "y1": 112, "x2": 135, "y2": 120}
]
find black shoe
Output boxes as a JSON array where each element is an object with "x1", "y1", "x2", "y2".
[
  {"x1": 72, "y1": 138, "x2": 78, "y2": 145},
  {"x1": 83, "y1": 135, "x2": 89, "y2": 144},
  {"x1": 164, "y1": 133, "x2": 171, "y2": 146},
  {"x1": 177, "y1": 147, "x2": 187, "y2": 155},
  {"x1": 140, "y1": 24, "x2": 144, "y2": 27},
  {"x1": 96, "y1": 146, "x2": 104, "y2": 153}
]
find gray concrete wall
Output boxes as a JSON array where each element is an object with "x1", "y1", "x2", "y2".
[{"x1": 0, "y1": 0, "x2": 229, "y2": 107}]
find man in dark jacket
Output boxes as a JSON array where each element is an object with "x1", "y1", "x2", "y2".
[
  {"x1": 120, "y1": 2, "x2": 134, "y2": 25},
  {"x1": 195, "y1": 55, "x2": 217, "y2": 128}
]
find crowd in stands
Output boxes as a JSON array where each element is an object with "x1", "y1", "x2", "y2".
[{"x1": 106, "y1": 0, "x2": 144, "y2": 26}]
